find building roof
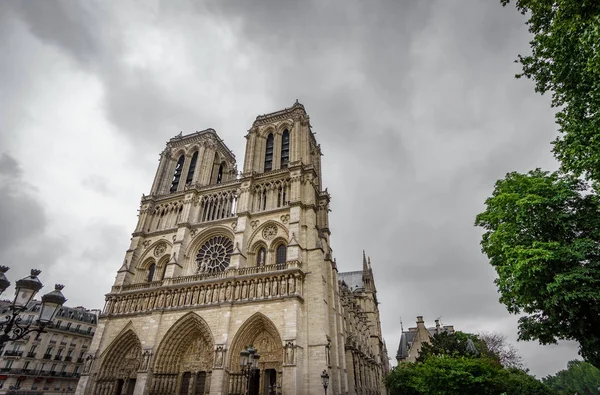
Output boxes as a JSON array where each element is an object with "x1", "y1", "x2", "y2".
[
  {"x1": 0, "y1": 299, "x2": 99, "y2": 324},
  {"x1": 338, "y1": 271, "x2": 364, "y2": 291},
  {"x1": 395, "y1": 323, "x2": 455, "y2": 360}
]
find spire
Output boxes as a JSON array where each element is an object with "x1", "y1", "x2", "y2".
[
  {"x1": 368, "y1": 256, "x2": 372, "y2": 271},
  {"x1": 363, "y1": 250, "x2": 368, "y2": 272}
]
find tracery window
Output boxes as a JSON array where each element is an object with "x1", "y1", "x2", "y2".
[
  {"x1": 170, "y1": 155, "x2": 185, "y2": 193},
  {"x1": 281, "y1": 129, "x2": 290, "y2": 168},
  {"x1": 256, "y1": 247, "x2": 267, "y2": 266},
  {"x1": 147, "y1": 263, "x2": 156, "y2": 282},
  {"x1": 185, "y1": 151, "x2": 198, "y2": 185},
  {"x1": 276, "y1": 245, "x2": 287, "y2": 265},
  {"x1": 264, "y1": 133, "x2": 274, "y2": 172},
  {"x1": 196, "y1": 236, "x2": 234, "y2": 274}
]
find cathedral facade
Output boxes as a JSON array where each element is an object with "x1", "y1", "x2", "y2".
[{"x1": 75, "y1": 102, "x2": 388, "y2": 395}]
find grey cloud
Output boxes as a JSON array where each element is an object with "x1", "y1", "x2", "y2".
[
  {"x1": 1, "y1": 0, "x2": 581, "y2": 377},
  {"x1": 82, "y1": 174, "x2": 111, "y2": 195}
]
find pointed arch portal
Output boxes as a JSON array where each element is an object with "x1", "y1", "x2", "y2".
[
  {"x1": 150, "y1": 313, "x2": 215, "y2": 395},
  {"x1": 94, "y1": 329, "x2": 142, "y2": 395},
  {"x1": 228, "y1": 313, "x2": 284, "y2": 395}
]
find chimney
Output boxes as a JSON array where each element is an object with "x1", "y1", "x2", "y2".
[{"x1": 435, "y1": 319, "x2": 441, "y2": 333}]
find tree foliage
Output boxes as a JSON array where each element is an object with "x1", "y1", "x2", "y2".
[
  {"x1": 385, "y1": 356, "x2": 551, "y2": 395},
  {"x1": 478, "y1": 332, "x2": 524, "y2": 369},
  {"x1": 475, "y1": 169, "x2": 600, "y2": 367},
  {"x1": 385, "y1": 332, "x2": 545, "y2": 394},
  {"x1": 543, "y1": 360, "x2": 600, "y2": 394},
  {"x1": 501, "y1": 0, "x2": 600, "y2": 182}
]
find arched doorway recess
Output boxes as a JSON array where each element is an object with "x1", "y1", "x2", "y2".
[
  {"x1": 228, "y1": 313, "x2": 283, "y2": 395},
  {"x1": 150, "y1": 313, "x2": 215, "y2": 395}
]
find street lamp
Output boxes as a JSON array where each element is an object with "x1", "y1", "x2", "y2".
[
  {"x1": 240, "y1": 346, "x2": 260, "y2": 395},
  {"x1": 0, "y1": 267, "x2": 67, "y2": 347},
  {"x1": 321, "y1": 369, "x2": 329, "y2": 395}
]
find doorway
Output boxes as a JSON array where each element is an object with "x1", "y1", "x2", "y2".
[
  {"x1": 248, "y1": 370, "x2": 260, "y2": 395},
  {"x1": 263, "y1": 369, "x2": 277, "y2": 395},
  {"x1": 180, "y1": 372, "x2": 192, "y2": 395},
  {"x1": 195, "y1": 371, "x2": 206, "y2": 394}
]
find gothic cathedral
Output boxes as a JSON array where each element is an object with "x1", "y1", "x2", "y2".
[{"x1": 75, "y1": 102, "x2": 389, "y2": 395}]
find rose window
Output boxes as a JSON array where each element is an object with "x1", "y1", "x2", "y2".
[{"x1": 196, "y1": 236, "x2": 234, "y2": 273}]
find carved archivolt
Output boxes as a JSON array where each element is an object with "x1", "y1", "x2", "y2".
[
  {"x1": 96, "y1": 329, "x2": 142, "y2": 380},
  {"x1": 153, "y1": 312, "x2": 215, "y2": 375},
  {"x1": 228, "y1": 312, "x2": 283, "y2": 372}
]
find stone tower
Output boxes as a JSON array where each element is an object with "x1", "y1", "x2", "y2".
[{"x1": 75, "y1": 102, "x2": 388, "y2": 395}]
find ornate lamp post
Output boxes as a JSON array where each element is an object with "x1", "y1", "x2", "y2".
[
  {"x1": 239, "y1": 346, "x2": 260, "y2": 395},
  {"x1": 0, "y1": 267, "x2": 67, "y2": 347},
  {"x1": 321, "y1": 369, "x2": 329, "y2": 395}
]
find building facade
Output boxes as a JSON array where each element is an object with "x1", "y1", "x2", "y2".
[
  {"x1": 76, "y1": 102, "x2": 388, "y2": 395},
  {"x1": 395, "y1": 316, "x2": 455, "y2": 363},
  {"x1": 0, "y1": 301, "x2": 98, "y2": 394}
]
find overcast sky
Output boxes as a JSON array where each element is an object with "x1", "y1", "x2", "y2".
[{"x1": 0, "y1": 0, "x2": 580, "y2": 378}]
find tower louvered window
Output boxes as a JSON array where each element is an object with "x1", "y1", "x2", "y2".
[
  {"x1": 185, "y1": 151, "x2": 198, "y2": 185},
  {"x1": 264, "y1": 133, "x2": 274, "y2": 172},
  {"x1": 281, "y1": 129, "x2": 290, "y2": 168},
  {"x1": 217, "y1": 163, "x2": 224, "y2": 184},
  {"x1": 170, "y1": 155, "x2": 185, "y2": 193}
]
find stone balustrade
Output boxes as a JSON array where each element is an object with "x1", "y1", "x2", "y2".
[{"x1": 103, "y1": 261, "x2": 304, "y2": 317}]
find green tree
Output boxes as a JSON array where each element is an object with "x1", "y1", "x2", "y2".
[
  {"x1": 543, "y1": 360, "x2": 600, "y2": 394},
  {"x1": 475, "y1": 169, "x2": 600, "y2": 367},
  {"x1": 501, "y1": 0, "x2": 600, "y2": 182},
  {"x1": 416, "y1": 331, "x2": 487, "y2": 363},
  {"x1": 384, "y1": 356, "x2": 552, "y2": 395}
]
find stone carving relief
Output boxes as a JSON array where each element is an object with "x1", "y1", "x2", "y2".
[
  {"x1": 142, "y1": 240, "x2": 152, "y2": 248},
  {"x1": 104, "y1": 271, "x2": 303, "y2": 316},
  {"x1": 284, "y1": 341, "x2": 296, "y2": 366},
  {"x1": 231, "y1": 221, "x2": 237, "y2": 231},
  {"x1": 262, "y1": 224, "x2": 278, "y2": 240},
  {"x1": 83, "y1": 354, "x2": 95, "y2": 374},
  {"x1": 214, "y1": 345, "x2": 225, "y2": 369},
  {"x1": 250, "y1": 220, "x2": 260, "y2": 230},
  {"x1": 140, "y1": 349, "x2": 153, "y2": 372},
  {"x1": 154, "y1": 243, "x2": 167, "y2": 257},
  {"x1": 280, "y1": 214, "x2": 290, "y2": 224}
]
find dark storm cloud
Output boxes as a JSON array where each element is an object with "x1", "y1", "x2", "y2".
[
  {"x1": 194, "y1": 0, "x2": 570, "y2": 375},
  {"x1": 0, "y1": 153, "x2": 68, "y2": 284},
  {"x1": 0, "y1": 0, "x2": 579, "y2": 376}
]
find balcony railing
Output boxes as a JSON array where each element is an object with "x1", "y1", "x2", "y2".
[
  {"x1": 4, "y1": 350, "x2": 23, "y2": 357},
  {"x1": 103, "y1": 260, "x2": 304, "y2": 317},
  {"x1": 0, "y1": 368, "x2": 82, "y2": 378}
]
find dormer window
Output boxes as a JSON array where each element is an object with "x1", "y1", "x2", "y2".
[
  {"x1": 281, "y1": 129, "x2": 290, "y2": 168},
  {"x1": 264, "y1": 133, "x2": 274, "y2": 172},
  {"x1": 170, "y1": 155, "x2": 185, "y2": 193}
]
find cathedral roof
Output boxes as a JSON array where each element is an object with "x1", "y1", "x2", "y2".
[{"x1": 338, "y1": 271, "x2": 364, "y2": 291}]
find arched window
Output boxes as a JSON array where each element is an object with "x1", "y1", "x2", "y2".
[
  {"x1": 281, "y1": 129, "x2": 290, "y2": 168},
  {"x1": 276, "y1": 245, "x2": 287, "y2": 265},
  {"x1": 264, "y1": 133, "x2": 274, "y2": 172},
  {"x1": 256, "y1": 247, "x2": 266, "y2": 266},
  {"x1": 170, "y1": 155, "x2": 185, "y2": 193},
  {"x1": 185, "y1": 151, "x2": 198, "y2": 185},
  {"x1": 217, "y1": 163, "x2": 224, "y2": 184},
  {"x1": 147, "y1": 264, "x2": 156, "y2": 282}
]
